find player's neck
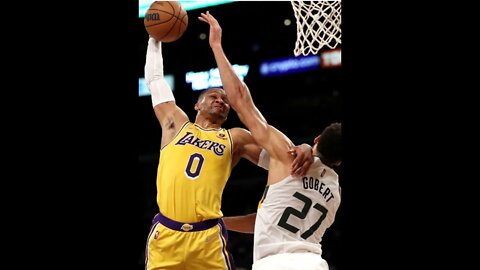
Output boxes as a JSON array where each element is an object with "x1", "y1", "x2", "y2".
[
  {"x1": 319, "y1": 154, "x2": 333, "y2": 168},
  {"x1": 194, "y1": 117, "x2": 222, "y2": 130}
]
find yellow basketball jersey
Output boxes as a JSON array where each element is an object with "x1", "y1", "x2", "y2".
[{"x1": 156, "y1": 122, "x2": 233, "y2": 223}]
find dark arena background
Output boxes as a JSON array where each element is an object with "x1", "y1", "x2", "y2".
[
  {"x1": 137, "y1": 1, "x2": 343, "y2": 269},
  {"x1": 13, "y1": 0, "x2": 461, "y2": 269}
]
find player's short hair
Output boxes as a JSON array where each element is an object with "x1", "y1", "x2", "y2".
[
  {"x1": 197, "y1": 88, "x2": 225, "y2": 102},
  {"x1": 317, "y1": 122, "x2": 341, "y2": 165}
]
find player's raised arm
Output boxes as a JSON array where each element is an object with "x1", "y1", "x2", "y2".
[
  {"x1": 199, "y1": 12, "x2": 296, "y2": 169},
  {"x1": 144, "y1": 37, "x2": 189, "y2": 147},
  {"x1": 198, "y1": 12, "x2": 268, "y2": 145}
]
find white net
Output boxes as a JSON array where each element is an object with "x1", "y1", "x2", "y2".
[{"x1": 291, "y1": 0, "x2": 342, "y2": 56}]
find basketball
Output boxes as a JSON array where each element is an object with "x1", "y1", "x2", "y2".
[{"x1": 144, "y1": 1, "x2": 189, "y2": 42}]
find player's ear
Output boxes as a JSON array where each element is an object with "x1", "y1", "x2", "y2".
[{"x1": 194, "y1": 103, "x2": 199, "y2": 111}]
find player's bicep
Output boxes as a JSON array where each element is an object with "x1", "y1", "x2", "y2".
[{"x1": 231, "y1": 128, "x2": 263, "y2": 165}]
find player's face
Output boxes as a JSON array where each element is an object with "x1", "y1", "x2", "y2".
[{"x1": 200, "y1": 89, "x2": 230, "y2": 120}]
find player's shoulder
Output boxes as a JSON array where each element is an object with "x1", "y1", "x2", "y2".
[
  {"x1": 228, "y1": 127, "x2": 254, "y2": 146},
  {"x1": 228, "y1": 127, "x2": 251, "y2": 137}
]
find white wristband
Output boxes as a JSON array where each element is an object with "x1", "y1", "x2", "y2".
[
  {"x1": 144, "y1": 37, "x2": 175, "y2": 107},
  {"x1": 147, "y1": 79, "x2": 175, "y2": 107}
]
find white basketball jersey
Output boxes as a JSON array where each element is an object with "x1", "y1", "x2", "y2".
[{"x1": 253, "y1": 157, "x2": 341, "y2": 262}]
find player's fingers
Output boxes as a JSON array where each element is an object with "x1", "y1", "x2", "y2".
[
  {"x1": 293, "y1": 166, "x2": 305, "y2": 177},
  {"x1": 297, "y1": 156, "x2": 312, "y2": 176},
  {"x1": 291, "y1": 163, "x2": 299, "y2": 174},
  {"x1": 299, "y1": 159, "x2": 313, "y2": 176},
  {"x1": 293, "y1": 166, "x2": 304, "y2": 177},
  {"x1": 299, "y1": 164, "x2": 309, "y2": 176},
  {"x1": 291, "y1": 157, "x2": 298, "y2": 166},
  {"x1": 291, "y1": 154, "x2": 302, "y2": 171},
  {"x1": 291, "y1": 159, "x2": 307, "y2": 175},
  {"x1": 198, "y1": 13, "x2": 208, "y2": 21}
]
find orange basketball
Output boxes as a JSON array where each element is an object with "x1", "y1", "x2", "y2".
[{"x1": 144, "y1": 1, "x2": 188, "y2": 42}]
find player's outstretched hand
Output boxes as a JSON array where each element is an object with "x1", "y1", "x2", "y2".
[
  {"x1": 289, "y1": 144, "x2": 314, "y2": 177},
  {"x1": 198, "y1": 11, "x2": 222, "y2": 48}
]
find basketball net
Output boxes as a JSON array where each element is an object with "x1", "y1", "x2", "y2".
[{"x1": 291, "y1": 0, "x2": 342, "y2": 56}]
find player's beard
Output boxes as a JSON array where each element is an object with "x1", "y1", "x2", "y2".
[
  {"x1": 209, "y1": 106, "x2": 229, "y2": 121},
  {"x1": 208, "y1": 106, "x2": 228, "y2": 123}
]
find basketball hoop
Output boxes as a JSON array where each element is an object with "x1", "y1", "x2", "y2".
[{"x1": 291, "y1": 0, "x2": 342, "y2": 56}]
